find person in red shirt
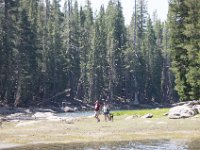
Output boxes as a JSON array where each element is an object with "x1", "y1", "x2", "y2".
[{"x1": 94, "y1": 100, "x2": 101, "y2": 122}]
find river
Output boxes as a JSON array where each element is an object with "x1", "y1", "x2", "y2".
[{"x1": 2, "y1": 139, "x2": 200, "y2": 150}]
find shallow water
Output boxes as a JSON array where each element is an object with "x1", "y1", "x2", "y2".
[
  {"x1": 57, "y1": 111, "x2": 94, "y2": 118},
  {"x1": 2, "y1": 139, "x2": 200, "y2": 150}
]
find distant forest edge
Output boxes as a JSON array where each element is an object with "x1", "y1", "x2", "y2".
[{"x1": 0, "y1": 0, "x2": 199, "y2": 107}]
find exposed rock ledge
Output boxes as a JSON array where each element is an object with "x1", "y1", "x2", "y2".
[
  {"x1": 0, "y1": 106, "x2": 80, "y2": 125},
  {"x1": 168, "y1": 100, "x2": 200, "y2": 119}
]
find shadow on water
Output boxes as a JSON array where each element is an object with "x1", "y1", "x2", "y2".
[{"x1": 2, "y1": 139, "x2": 200, "y2": 150}]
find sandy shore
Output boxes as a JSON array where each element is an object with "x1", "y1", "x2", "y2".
[{"x1": 0, "y1": 114, "x2": 200, "y2": 148}]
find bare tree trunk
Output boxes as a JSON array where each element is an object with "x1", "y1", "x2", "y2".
[
  {"x1": 133, "y1": 0, "x2": 139, "y2": 104},
  {"x1": 14, "y1": 79, "x2": 21, "y2": 107}
]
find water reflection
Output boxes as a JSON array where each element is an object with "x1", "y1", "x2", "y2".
[{"x1": 2, "y1": 139, "x2": 200, "y2": 150}]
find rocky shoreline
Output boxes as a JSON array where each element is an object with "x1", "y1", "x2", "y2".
[{"x1": 1, "y1": 100, "x2": 200, "y2": 124}]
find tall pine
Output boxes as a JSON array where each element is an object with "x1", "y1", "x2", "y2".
[
  {"x1": 92, "y1": 6, "x2": 108, "y2": 100},
  {"x1": 183, "y1": 0, "x2": 200, "y2": 100},
  {"x1": 169, "y1": 0, "x2": 200, "y2": 101}
]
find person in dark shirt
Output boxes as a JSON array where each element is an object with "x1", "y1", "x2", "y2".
[{"x1": 94, "y1": 100, "x2": 101, "y2": 122}]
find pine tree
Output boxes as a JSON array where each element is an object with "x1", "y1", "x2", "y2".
[
  {"x1": 105, "y1": 0, "x2": 116, "y2": 101},
  {"x1": 0, "y1": 2, "x2": 3, "y2": 94},
  {"x1": 144, "y1": 16, "x2": 157, "y2": 102},
  {"x1": 15, "y1": 7, "x2": 36, "y2": 106},
  {"x1": 136, "y1": 0, "x2": 148, "y2": 49},
  {"x1": 114, "y1": 1, "x2": 126, "y2": 98},
  {"x1": 130, "y1": 0, "x2": 148, "y2": 103},
  {"x1": 169, "y1": 0, "x2": 190, "y2": 101},
  {"x1": 152, "y1": 17, "x2": 163, "y2": 102},
  {"x1": 28, "y1": 0, "x2": 40, "y2": 105},
  {"x1": 105, "y1": 0, "x2": 126, "y2": 101},
  {"x1": 37, "y1": 0, "x2": 51, "y2": 103},
  {"x1": 162, "y1": 21, "x2": 176, "y2": 102},
  {"x1": 45, "y1": 0, "x2": 66, "y2": 103},
  {"x1": 63, "y1": 1, "x2": 81, "y2": 101},
  {"x1": 125, "y1": 7, "x2": 136, "y2": 101},
  {"x1": 0, "y1": 0, "x2": 18, "y2": 104},
  {"x1": 184, "y1": 0, "x2": 200, "y2": 100},
  {"x1": 92, "y1": 6, "x2": 108, "y2": 100},
  {"x1": 77, "y1": 0, "x2": 94, "y2": 102}
]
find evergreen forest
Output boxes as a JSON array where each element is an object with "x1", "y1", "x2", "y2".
[{"x1": 0, "y1": 0, "x2": 199, "y2": 108}]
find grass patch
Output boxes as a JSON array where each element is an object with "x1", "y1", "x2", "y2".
[{"x1": 113, "y1": 108, "x2": 169, "y2": 118}]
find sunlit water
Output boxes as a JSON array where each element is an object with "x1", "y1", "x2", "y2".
[
  {"x1": 3, "y1": 139, "x2": 200, "y2": 150},
  {"x1": 57, "y1": 111, "x2": 94, "y2": 118}
]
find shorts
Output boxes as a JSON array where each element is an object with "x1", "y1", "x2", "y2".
[
  {"x1": 94, "y1": 110, "x2": 100, "y2": 116},
  {"x1": 103, "y1": 111, "x2": 109, "y2": 115}
]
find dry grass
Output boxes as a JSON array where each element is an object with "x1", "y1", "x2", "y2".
[{"x1": 0, "y1": 114, "x2": 200, "y2": 146}]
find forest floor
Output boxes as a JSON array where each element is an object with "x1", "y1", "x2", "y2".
[{"x1": 1, "y1": 111, "x2": 200, "y2": 149}]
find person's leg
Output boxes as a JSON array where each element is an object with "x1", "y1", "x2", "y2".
[
  {"x1": 104, "y1": 114, "x2": 107, "y2": 121},
  {"x1": 97, "y1": 114, "x2": 100, "y2": 122},
  {"x1": 106, "y1": 114, "x2": 109, "y2": 121},
  {"x1": 107, "y1": 112, "x2": 110, "y2": 121},
  {"x1": 95, "y1": 111, "x2": 100, "y2": 122},
  {"x1": 94, "y1": 111, "x2": 98, "y2": 121}
]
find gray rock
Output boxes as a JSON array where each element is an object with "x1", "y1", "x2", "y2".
[
  {"x1": 63, "y1": 106, "x2": 75, "y2": 112},
  {"x1": 163, "y1": 112, "x2": 168, "y2": 116},
  {"x1": 141, "y1": 113, "x2": 153, "y2": 118},
  {"x1": 168, "y1": 105, "x2": 198, "y2": 119},
  {"x1": 172, "y1": 100, "x2": 200, "y2": 107},
  {"x1": 192, "y1": 105, "x2": 200, "y2": 114}
]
